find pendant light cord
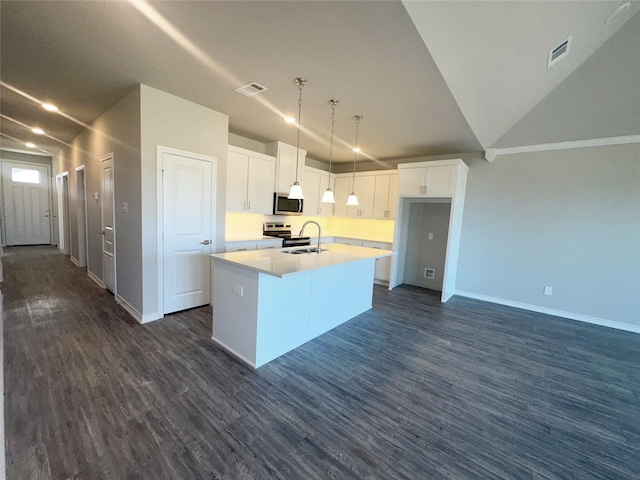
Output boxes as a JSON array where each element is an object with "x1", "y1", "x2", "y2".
[
  {"x1": 294, "y1": 80, "x2": 305, "y2": 183},
  {"x1": 351, "y1": 115, "x2": 362, "y2": 192},
  {"x1": 328, "y1": 99, "x2": 338, "y2": 187}
]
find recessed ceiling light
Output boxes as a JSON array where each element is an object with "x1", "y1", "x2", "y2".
[
  {"x1": 26, "y1": 142, "x2": 36, "y2": 148},
  {"x1": 31, "y1": 127, "x2": 45, "y2": 135},
  {"x1": 606, "y1": 2, "x2": 630, "y2": 25},
  {"x1": 42, "y1": 103, "x2": 59, "y2": 112},
  {"x1": 284, "y1": 117, "x2": 296, "y2": 123}
]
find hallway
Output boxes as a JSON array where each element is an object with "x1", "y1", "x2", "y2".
[{"x1": 3, "y1": 246, "x2": 640, "y2": 479}]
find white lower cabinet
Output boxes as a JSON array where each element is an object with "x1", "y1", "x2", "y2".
[
  {"x1": 362, "y1": 241, "x2": 392, "y2": 282},
  {"x1": 333, "y1": 238, "x2": 392, "y2": 283},
  {"x1": 226, "y1": 238, "x2": 282, "y2": 252}
]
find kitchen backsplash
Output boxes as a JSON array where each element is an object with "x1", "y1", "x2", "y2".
[{"x1": 226, "y1": 213, "x2": 394, "y2": 242}]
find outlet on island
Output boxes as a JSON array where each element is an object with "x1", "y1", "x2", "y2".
[{"x1": 233, "y1": 285, "x2": 244, "y2": 297}]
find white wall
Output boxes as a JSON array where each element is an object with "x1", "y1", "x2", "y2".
[
  {"x1": 140, "y1": 85, "x2": 229, "y2": 318},
  {"x1": 54, "y1": 87, "x2": 142, "y2": 310},
  {"x1": 456, "y1": 143, "x2": 640, "y2": 330}
]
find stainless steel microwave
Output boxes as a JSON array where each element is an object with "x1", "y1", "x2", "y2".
[{"x1": 273, "y1": 192, "x2": 303, "y2": 215}]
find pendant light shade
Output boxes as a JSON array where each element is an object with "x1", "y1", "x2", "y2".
[
  {"x1": 347, "y1": 115, "x2": 363, "y2": 206},
  {"x1": 346, "y1": 193, "x2": 359, "y2": 206},
  {"x1": 321, "y1": 99, "x2": 340, "y2": 204},
  {"x1": 321, "y1": 189, "x2": 335, "y2": 204},
  {"x1": 288, "y1": 77, "x2": 307, "y2": 200}
]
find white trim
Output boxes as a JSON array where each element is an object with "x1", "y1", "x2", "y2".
[
  {"x1": 70, "y1": 256, "x2": 80, "y2": 267},
  {"x1": 87, "y1": 269, "x2": 105, "y2": 289},
  {"x1": 156, "y1": 145, "x2": 217, "y2": 317},
  {"x1": 75, "y1": 165, "x2": 88, "y2": 269},
  {"x1": 115, "y1": 294, "x2": 143, "y2": 323},
  {"x1": 487, "y1": 134, "x2": 640, "y2": 160},
  {"x1": 455, "y1": 290, "x2": 640, "y2": 334}
]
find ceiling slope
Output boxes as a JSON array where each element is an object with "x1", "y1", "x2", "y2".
[
  {"x1": 403, "y1": 0, "x2": 640, "y2": 150},
  {"x1": 495, "y1": 12, "x2": 640, "y2": 148}
]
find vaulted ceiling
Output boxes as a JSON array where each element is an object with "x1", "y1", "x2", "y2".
[{"x1": 1, "y1": 1, "x2": 638, "y2": 163}]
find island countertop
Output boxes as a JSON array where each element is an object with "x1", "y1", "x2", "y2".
[{"x1": 210, "y1": 243, "x2": 393, "y2": 278}]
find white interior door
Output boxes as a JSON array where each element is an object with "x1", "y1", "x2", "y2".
[
  {"x1": 1, "y1": 161, "x2": 51, "y2": 245},
  {"x1": 100, "y1": 156, "x2": 115, "y2": 293},
  {"x1": 162, "y1": 151, "x2": 213, "y2": 314}
]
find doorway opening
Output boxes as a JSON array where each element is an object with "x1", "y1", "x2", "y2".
[{"x1": 75, "y1": 166, "x2": 88, "y2": 268}]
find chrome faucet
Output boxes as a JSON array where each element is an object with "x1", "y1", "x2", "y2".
[{"x1": 299, "y1": 220, "x2": 322, "y2": 252}]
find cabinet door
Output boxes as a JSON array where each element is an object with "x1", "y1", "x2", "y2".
[
  {"x1": 425, "y1": 165, "x2": 455, "y2": 196},
  {"x1": 358, "y1": 175, "x2": 376, "y2": 218},
  {"x1": 275, "y1": 145, "x2": 294, "y2": 193},
  {"x1": 333, "y1": 176, "x2": 351, "y2": 218},
  {"x1": 247, "y1": 155, "x2": 276, "y2": 214},
  {"x1": 373, "y1": 174, "x2": 390, "y2": 219},
  {"x1": 226, "y1": 150, "x2": 248, "y2": 212},
  {"x1": 387, "y1": 174, "x2": 398, "y2": 219},
  {"x1": 398, "y1": 167, "x2": 426, "y2": 196},
  {"x1": 302, "y1": 168, "x2": 321, "y2": 216},
  {"x1": 275, "y1": 144, "x2": 306, "y2": 194}
]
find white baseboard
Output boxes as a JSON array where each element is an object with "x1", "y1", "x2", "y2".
[
  {"x1": 115, "y1": 294, "x2": 143, "y2": 323},
  {"x1": 87, "y1": 270, "x2": 105, "y2": 289},
  {"x1": 70, "y1": 256, "x2": 80, "y2": 267},
  {"x1": 454, "y1": 290, "x2": 640, "y2": 334},
  {"x1": 141, "y1": 312, "x2": 163, "y2": 324}
]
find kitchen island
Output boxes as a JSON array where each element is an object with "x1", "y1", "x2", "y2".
[{"x1": 210, "y1": 243, "x2": 393, "y2": 368}]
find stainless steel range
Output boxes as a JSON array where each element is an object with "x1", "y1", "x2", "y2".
[{"x1": 263, "y1": 222, "x2": 311, "y2": 248}]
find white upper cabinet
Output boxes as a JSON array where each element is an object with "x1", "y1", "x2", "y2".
[
  {"x1": 347, "y1": 175, "x2": 376, "y2": 218},
  {"x1": 372, "y1": 172, "x2": 398, "y2": 219},
  {"x1": 266, "y1": 141, "x2": 306, "y2": 194},
  {"x1": 226, "y1": 146, "x2": 275, "y2": 214},
  {"x1": 398, "y1": 160, "x2": 462, "y2": 197},
  {"x1": 332, "y1": 171, "x2": 398, "y2": 220},
  {"x1": 302, "y1": 167, "x2": 333, "y2": 217},
  {"x1": 333, "y1": 175, "x2": 351, "y2": 218}
]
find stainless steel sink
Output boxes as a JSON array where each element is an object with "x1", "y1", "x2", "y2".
[{"x1": 281, "y1": 247, "x2": 328, "y2": 254}]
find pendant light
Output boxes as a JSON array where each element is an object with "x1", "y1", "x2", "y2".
[
  {"x1": 288, "y1": 77, "x2": 307, "y2": 200},
  {"x1": 321, "y1": 99, "x2": 339, "y2": 204},
  {"x1": 346, "y1": 115, "x2": 363, "y2": 206}
]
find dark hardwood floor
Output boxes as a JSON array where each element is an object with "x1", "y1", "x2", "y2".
[{"x1": 3, "y1": 246, "x2": 639, "y2": 479}]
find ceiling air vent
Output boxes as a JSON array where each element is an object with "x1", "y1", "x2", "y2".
[
  {"x1": 547, "y1": 36, "x2": 572, "y2": 68},
  {"x1": 235, "y1": 82, "x2": 268, "y2": 97}
]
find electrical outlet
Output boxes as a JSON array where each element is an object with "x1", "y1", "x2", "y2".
[
  {"x1": 123, "y1": 202, "x2": 128, "y2": 213},
  {"x1": 424, "y1": 268, "x2": 435, "y2": 279},
  {"x1": 233, "y1": 285, "x2": 244, "y2": 297},
  {"x1": 544, "y1": 286, "x2": 553, "y2": 296},
  {"x1": 428, "y1": 233, "x2": 434, "y2": 240}
]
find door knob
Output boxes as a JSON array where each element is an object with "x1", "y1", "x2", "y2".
[
  {"x1": 200, "y1": 240, "x2": 211, "y2": 245},
  {"x1": 43, "y1": 210, "x2": 49, "y2": 218}
]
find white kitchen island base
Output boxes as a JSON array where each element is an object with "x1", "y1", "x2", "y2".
[{"x1": 211, "y1": 245, "x2": 390, "y2": 368}]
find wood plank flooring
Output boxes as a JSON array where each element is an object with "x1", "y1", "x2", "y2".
[{"x1": 3, "y1": 246, "x2": 639, "y2": 479}]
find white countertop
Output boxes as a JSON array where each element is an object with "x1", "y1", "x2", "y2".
[{"x1": 211, "y1": 243, "x2": 393, "y2": 278}]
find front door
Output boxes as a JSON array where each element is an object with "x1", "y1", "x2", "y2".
[
  {"x1": 1, "y1": 161, "x2": 51, "y2": 245},
  {"x1": 100, "y1": 156, "x2": 115, "y2": 293},
  {"x1": 162, "y1": 150, "x2": 214, "y2": 314}
]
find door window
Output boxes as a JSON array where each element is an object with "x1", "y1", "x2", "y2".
[{"x1": 11, "y1": 167, "x2": 40, "y2": 184}]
